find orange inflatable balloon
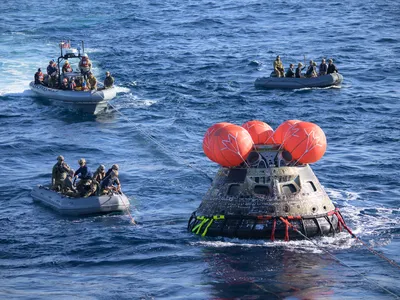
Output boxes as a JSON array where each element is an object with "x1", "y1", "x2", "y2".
[
  {"x1": 282, "y1": 121, "x2": 327, "y2": 164},
  {"x1": 242, "y1": 120, "x2": 275, "y2": 145},
  {"x1": 209, "y1": 124, "x2": 253, "y2": 167},
  {"x1": 273, "y1": 119, "x2": 302, "y2": 146},
  {"x1": 203, "y1": 122, "x2": 231, "y2": 162}
]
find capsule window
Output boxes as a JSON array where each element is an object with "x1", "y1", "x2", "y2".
[
  {"x1": 308, "y1": 181, "x2": 317, "y2": 192},
  {"x1": 227, "y1": 184, "x2": 240, "y2": 196},
  {"x1": 254, "y1": 185, "x2": 270, "y2": 195},
  {"x1": 282, "y1": 184, "x2": 297, "y2": 196}
]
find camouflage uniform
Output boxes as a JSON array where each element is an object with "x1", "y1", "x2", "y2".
[
  {"x1": 62, "y1": 172, "x2": 78, "y2": 197},
  {"x1": 80, "y1": 180, "x2": 97, "y2": 198},
  {"x1": 52, "y1": 157, "x2": 71, "y2": 191},
  {"x1": 104, "y1": 73, "x2": 114, "y2": 89},
  {"x1": 87, "y1": 74, "x2": 97, "y2": 90},
  {"x1": 92, "y1": 165, "x2": 106, "y2": 196}
]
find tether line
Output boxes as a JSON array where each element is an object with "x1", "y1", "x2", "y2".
[{"x1": 108, "y1": 102, "x2": 213, "y2": 182}]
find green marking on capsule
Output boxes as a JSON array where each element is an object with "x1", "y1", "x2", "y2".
[{"x1": 201, "y1": 219, "x2": 214, "y2": 237}]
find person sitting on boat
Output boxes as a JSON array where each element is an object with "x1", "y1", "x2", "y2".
[
  {"x1": 285, "y1": 64, "x2": 295, "y2": 78},
  {"x1": 61, "y1": 77, "x2": 69, "y2": 90},
  {"x1": 52, "y1": 155, "x2": 71, "y2": 191},
  {"x1": 46, "y1": 60, "x2": 58, "y2": 88},
  {"x1": 295, "y1": 63, "x2": 305, "y2": 78},
  {"x1": 100, "y1": 170, "x2": 121, "y2": 195},
  {"x1": 273, "y1": 55, "x2": 285, "y2": 77},
  {"x1": 34, "y1": 68, "x2": 45, "y2": 85},
  {"x1": 74, "y1": 158, "x2": 93, "y2": 190},
  {"x1": 327, "y1": 59, "x2": 338, "y2": 74},
  {"x1": 69, "y1": 77, "x2": 76, "y2": 90},
  {"x1": 305, "y1": 60, "x2": 317, "y2": 78},
  {"x1": 318, "y1": 58, "x2": 328, "y2": 76},
  {"x1": 105, "y1": 164, "x2": 119, "y2": 178},
  {"x1": 92, "y1": 164, "x2": 106, "y2": 194},
  {"x1": 62, "y1": 169, "x2": 78, "y2": 197},
  {"x1": 87, "y1": 72, "x2": 97, "y2": 90},
  {"x1": 62, "y1": 60, "x2": 73, "y2": 73},
  {"x1": 80, "y1": 179, "x2": 98, "y2": 198},
  {"x1": 104, "y1": 71, "x2": 114, "y2": 89},
  {"x1": 82, "y1": 80, "x2": 89, "y2": 91},
  {"x1": 79, "y1": 54, "x2": 92, "y2": 79}
]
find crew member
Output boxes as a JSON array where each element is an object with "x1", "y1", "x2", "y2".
[
  {"x1": 105, "y1": 164, "x2": 119, "y2": 177},
  {"x1": 69, "y1": 78, "x2": 76, "y2": 90},
  {"x1": 62, "y1": 169, "x2": 78, "y2": 197},
  {"x1": 52, "y1": 155, "x2": 71, "y2": 191},
  {"x1": 74, "y1": 158, "x2": 93, "y2": 189},
  {"x1": 285, "y1": 64, "x2": 295, "y2": 78},
  {"x1": 34, "y1": 68, "x2": 44, "y2": 85},
  {"x1": 104, "y1": 71, "x2": 114, "y2": 89},
  {"x1": 273, "y1": 55, "x2": 285, "y2": 77},
  {"x1": 100, "y1": 170, "x2": 121, "y2": 195},
  {"x1": 46, "y1": 60, "x2": 58, "y2": 87},
  {"x1": 327, "y1": 59, "x2": 338, "y2": 74},
  {"x1": 62, "y1": 60, "x2": 73, "y2": 73},
  {"x1": 318, "y1": 58, "x2": 328, "y2": 76},
  {"x1": 79, "y1": 54, "x2": 92, "y2": 79},
  {"x1": 87, "y1": 72, "x2": 97, "y2": 90},
  {"x1": 295, "y1": 63, "x2": 305, "y2": 78}
]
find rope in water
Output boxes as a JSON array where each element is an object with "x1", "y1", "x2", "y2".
[
  {"x1": 108, "y1": 103, "x2": 213, "y2": 182},
  {"x1": 280, "y1": 217, "x2": 400, "y2": 298}
]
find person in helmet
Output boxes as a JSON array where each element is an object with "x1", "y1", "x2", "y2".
[
  {"x1": 62, "y1": 60, "x2": 73, "y2": 73},
  {"x1": 79, "y1": 179, "x2": 98, "y2": 198},
  {"x1": 46, "y1": 60, "x2": 58, "y2": 88},
  {"x1": 305, "y1": 60, "x2": 317, "y2": 78},
  {"x1": 318, "y1": 58, "x2": 328, "y2": 76},
  {"x1": 74, "y1": 158, "x2": 93, "y2": 189},
  {"x1": 62, "y1": 169, "x2": 78, "y2": 197},
  {"x1": 79, "y1": 54, "x2": 92, "y2": 79},
  {"x1": 34, "y1": 68, "x2": 44, "y2": 85},
  {"x1": 285, "y1": 64, "x2": 295, "y2": 78},
  {"x1": 327, "y1": 58, "x2": 338, "y2": 74},
  {"x1": 92, "y1": 164, "x2": 106, "y2": 194},
  {"x1": 100, "y1": 170, "x2": 121, "y2": 195},
  {"x1": 87, "y1": 72, "x2": 97, "y2": 90},
  {"x1": 105, "y1": 164, "x2": 119, "y2": 178},
  {"x1": 273, "y1": 55, "x2": 285, "y2": 77},
  {"x1": 52, "y1": 155, "x2": 71, "y2": 191},
  {"x1": 295, "y1": 63, "x2": 305, "y2": 78},
  {"x1": 104, "y1": 71, "x2": 114, "y2": 89}
]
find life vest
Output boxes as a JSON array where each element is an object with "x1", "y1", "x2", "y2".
[
  {"x1": 69, "y1": 82, "x2": 76, "y2": 90},
  {"x1": 63, "y1": 64, "x2": 72, "y2": 72},
  {"x1": 38, "y1": 72, "x2": 44, "y2": 81},
  {"x1": 80, "y1": 59, "x2": 91, "y2": 71}
]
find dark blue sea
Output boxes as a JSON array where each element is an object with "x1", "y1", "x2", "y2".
[{"x1": 1, "y1": 0, "x2": 400, "y2": 299}]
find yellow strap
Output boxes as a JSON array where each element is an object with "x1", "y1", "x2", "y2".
[
  {"x1": 192, "y1": 218, "x2": 209, "y2": 234},
  {"x1": 213, "y1": 215, "x2": 225, "y2": 220},
  {"x1": 201, "y1": 219, "x2": 214, "y2": 237}
]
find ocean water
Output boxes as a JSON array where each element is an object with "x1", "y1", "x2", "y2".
[{"x1": 1, "y1": 0, "x2": 400, "y2": 299}]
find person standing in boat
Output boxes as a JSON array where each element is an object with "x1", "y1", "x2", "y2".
[
  {"x1": 52, "y1": 155, "x2": 71, "y2": 191},
  {"x1": 273, "y1": 55, "x2": 285, "y2": 77},
  {"x1": 74, "y1": 158, "x2": 93, "y2": 189},
  {"x1": 46, "y1": 60, "x2": 58, "y2": 87},
  {"x1": 34, "y1": 68, "x2": 44, "y2": 85},
  {"x1": 327, "y1": 59, "x2": 338, "y2": 74},
  {"x1": 295, "y1": 63, "x2": 305, "y2": 78},
  {"x1": 79, "y1": 54, "x2": 92, "y2": 79},
  {"x1": 104, "y1": 71, "x2": 114, "y2": 89},
  {"x1": 62, "y1": 60, "x2": 73, "y2": 73},
  {"x1": 285, "y1": 64, "x2": 295, "y2": 78},
  {"x1": 318, "y1": 58, "x2": 328, "y2": 76},
  {"x1": 87, "y1": 72, "x2": 97, "y2": 90},
  {"x1": 61, "y1": 78, "x2": 69, "y2": 90}
]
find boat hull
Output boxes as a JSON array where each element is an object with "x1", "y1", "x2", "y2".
[
  {"x1": 254, "y1": 73, "x2": 343, "y2": 89},
  {"x1": 29, "y1": 82, "x2": 116, "y2": 114},
  {"x1": 31, "y1": 185, "x2": 130, "y2": 216}
]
